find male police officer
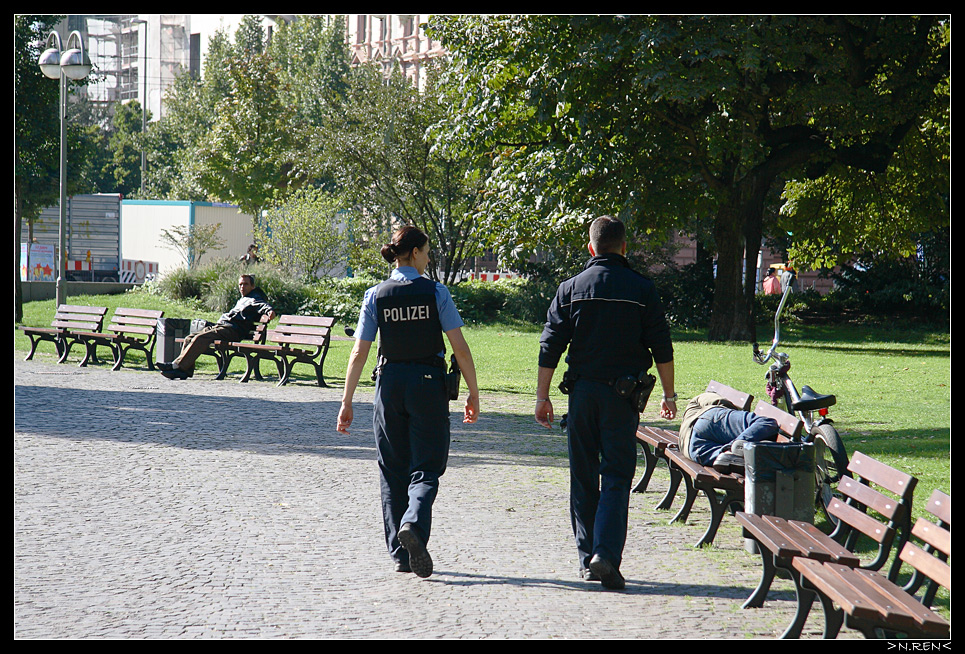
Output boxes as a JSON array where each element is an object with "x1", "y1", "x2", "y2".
[{"x1": 535, "y1": 216, "x2": 676, "y2": 590}]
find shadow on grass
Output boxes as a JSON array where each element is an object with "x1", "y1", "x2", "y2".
[{"x1": 670, "y1": 325, "x2": 949, "y2": 356}]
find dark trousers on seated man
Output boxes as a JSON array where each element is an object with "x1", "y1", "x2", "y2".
[
  {"x1": 172, "y1": 323, "x2": 243, "y2": 374},
  {"x1": 688, "y1": 407, "x2": 779, "y2": 467}
]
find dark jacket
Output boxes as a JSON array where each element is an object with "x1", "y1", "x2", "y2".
[
  {"x1": 539, "y1": 252, "x2": 673, "y2": 381},
  {"x1": 218, "y1": 287, "x2": 273, "y2": 335}
]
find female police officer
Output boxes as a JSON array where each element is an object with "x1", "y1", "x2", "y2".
[{"x1": 337, "y1": 226, "x2": 480, "y2": 578}]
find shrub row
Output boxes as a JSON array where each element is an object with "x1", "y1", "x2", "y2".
[{"x1": 143, "y1": 258, "x2": 948, "y2": 331}]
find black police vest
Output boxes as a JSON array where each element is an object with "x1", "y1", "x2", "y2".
[{"x1": 375, "y1": 276, "x2": 445, "y2": 363}]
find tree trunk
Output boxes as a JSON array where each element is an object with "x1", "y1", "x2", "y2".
[
  {"x1": 742, "y1": 204, "x2": 765, "y2": 340},
  {"x1": 14, "y1": 173, "x2": 23, "y2": 323},
  {"x1": 708, "y1": 201, "x2": 753, "y2": 342},
  {"x1": 708, "y1": 173, "x2": 770, "y2": 342}
]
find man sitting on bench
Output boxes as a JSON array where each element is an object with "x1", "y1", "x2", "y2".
[
  {"x1": 678, "y1": 392, "x2": 780, "y2": 473},
  {"x1": 157, "y1": 274, "x2": 275, "y2": 380}
]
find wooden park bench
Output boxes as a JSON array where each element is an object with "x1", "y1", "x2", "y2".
[
  {"x1": 173, "y1": 314, "x2": 272, "y2": 380},
  {"x1": 233, "y1": 315, "x2": 335, "y2": 387},
  {"x1": 73, "y1": 308, "x2": 164, "y2": 370},
  {"x1": 736, "y1": 451, "x2": 918, "y2": 638},
  {"x1": 633, "y1": 380, "x2": 754, "y2": 495},
  {"x1": 664, "y1": 397, "x2": 802, "y2": 548},
  {"x1": 19, "y1": 304, "x2": 109, "y2": 364},
  {"x1": 634, "y1": 381, "x2": 774, "y2": 548},
  {"x1": 791, "y1": 489, "x2": 949, "y2": 639}
]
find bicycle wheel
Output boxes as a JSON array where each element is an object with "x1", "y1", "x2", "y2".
[{"x1": 811, "y1": 423, "x2": 850, "y2": 527}]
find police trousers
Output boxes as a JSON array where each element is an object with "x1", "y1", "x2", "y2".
[
  {"x1": 566, "y1": 378, "x2": 639, "y2": 571},
  {"x1": 373, "y1": 361, "x2": 450, "y2": 565}
]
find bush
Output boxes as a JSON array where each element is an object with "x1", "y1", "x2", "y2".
[
  {"x1": 448, "y1": 277, "x2": 557, "y2": 325},
  {"x1": 304, "y1": 274, "x2": 382, "y2": 327},
  {"x1": 449, "y1": 279, "x2": 510, "y2": 323},
  {"x1": 151, "y1": 259, "x2": 314, "y2": 316}
]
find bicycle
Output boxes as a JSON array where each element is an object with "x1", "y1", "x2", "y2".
[{"x1": 752, "y1": 266, "x2": 851, "y2": 527}]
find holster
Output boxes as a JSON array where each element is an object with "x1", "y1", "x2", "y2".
[
  {"x1": 446, "y1": 354, "x2": 461, "y2": 400},
  {"x1": 558, "y1": 369, "x2": 575, "y2": 395},
  {"x1": 630, "y1": 373, "x2": 656, "y2": 413}
]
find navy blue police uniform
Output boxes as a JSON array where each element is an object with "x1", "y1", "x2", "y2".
[
  {"x1": 355, "y1": 267, "x2": 464, "y2": 569},
  {"x1": 539, "y1": 252, "x2": 674, "y2": 574}
]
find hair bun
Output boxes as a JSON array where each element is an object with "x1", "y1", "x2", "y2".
[{"x1": 380, "y1": 243, "x2": 397, "y2": 263}]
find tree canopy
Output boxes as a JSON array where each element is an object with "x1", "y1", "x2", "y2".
[
  {"x1": 428, "y1": 15, "x2": 950, "y2": 340},
  {"x1": 318, "y1": 64, "x2": 483, "y2": 284}
]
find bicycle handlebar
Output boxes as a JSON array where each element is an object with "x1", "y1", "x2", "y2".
[{"x1": 752, "y1": 269, "x2": 796, "y2": 365}]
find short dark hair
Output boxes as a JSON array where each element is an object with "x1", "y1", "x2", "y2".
[
  {"x1": 589, "y1": 216, "x2": 626, "y2": 254},
  {"x1": 239, "y1": 274, "x2": 255, "y2": 286}
]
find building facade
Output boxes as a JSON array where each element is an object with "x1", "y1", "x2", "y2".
[
  {"x1": 66, "y1": 14, "x2": 444, "y2": 122},
  {"x1": 344, "y1": 14, "x2": 446, "y2": 90}
]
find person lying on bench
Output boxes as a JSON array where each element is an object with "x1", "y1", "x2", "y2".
[
  {"x1": 678, "y1": 392, "x2": 779, "y2": 473},
  {"x1": 157, "y1": 274, "x2": 275, "y2": 380}
]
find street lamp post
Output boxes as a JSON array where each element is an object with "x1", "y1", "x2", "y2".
[{"x1": 37, "y1": 29, "x2": 92, "y2": 308}]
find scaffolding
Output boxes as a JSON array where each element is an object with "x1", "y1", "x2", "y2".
[{"x1": 64, "y1": 14, "x2": 192, "y2": 122}]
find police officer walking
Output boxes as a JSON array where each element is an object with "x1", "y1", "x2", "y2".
[
  {"x1": 535, "y1": 216, "x2": 677, "y2": 590},
  {"x1": 337, "y1": 226, "x2": 480, "y2": 578}
]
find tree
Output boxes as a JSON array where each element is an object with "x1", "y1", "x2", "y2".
[
  {"x1": 318, "y1": 64, "x2": 483, "y2": 284},
  {"x1": 143, "y1": 26, "x2": 234, "y2": 202},
  {"x1": 256, "y1": 187, "x2": 349, "y2": 279},
  {"x1": 14, "y1": 14, "x2": 91, "y2": 322},
  {"x1": 778, "y1": 71, "x2": 950, "y2": 271},
  {"x1": 269, "y1": 14, "x2": 350, "y2": 127},
  {"x1": 159, "y1": 223, "x2": 225, "y2": 269},
  {"x1": 146, "y1": 16, "x2": 351, "y2": 210},
  {"x1": 194, "y1": 51, "x2": 313, "y2": 219},
  {"x1": 428, "y1": 15, "x2": 950, "y2": 340},
  {"x1": 99, "y1": 100, "x2": 149, "y2": 197},
  {"x1": 233, "y1": 14, "x2": 266, "y2": 61}
]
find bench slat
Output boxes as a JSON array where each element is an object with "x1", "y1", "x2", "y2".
[
  {"x1": 848, "y1": 451, "x2": 917, "y2": 499},
  {"x1": 706, "y1": 380, "x2": 753, "y2": 410},
  {"x1": 851, "y1": 567, "x2": 949, "y2": 634},
  {"x1": 752, "y1": 401, "x2": 803, "y2": 439},
  {"x1": 784, "y1": 519, "x2": 860, "y2": 566},
  {"x1": 899, "y1": 542, "x2": 951, "y2": 590},
  {"x1": 113, "y1": 308, "x2": 163, "y2": 319},
  {"x1": 761, "y1": 515, "x2": 838, "y2": 562},
  {"x1": 827, "y1": 498, "x2": 895, "y2": 546},
  {"x1": 273, "y1": 324, "x2": 331, "y2": 337},
  {"x1": 109, "y1": 325, "x2": 155, "y2": 336},
  {"x1": 794, "y1": 558, "x2": 885, "y2": 622},
  {"x1": 57, "y1": 304, "x2": 108, "y2": 316},
  {"x1": 51, "y1": 319, "x2": 101, "y2": 329},
  {"x1": 737, "y1": 512, "x2": 804, "y2": 560},
  {"x1": 836, "y1": 476, "x2": 905, "y2": 522},
  {"x1": 268, "y1": 333, "x2": 329, "y2": 348},
  {"x1": 277, "y1": 315, "x2": 335, "y2": 327},
  {"x1": 110, "y1": 316, "x2": 159, "y2": 327},
  {"x1": 910, "y1": 518, "x2": 951, "y2": 558},
  {"x1": 924, "y1": 489, "x2": 950, "y2": 525}
]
